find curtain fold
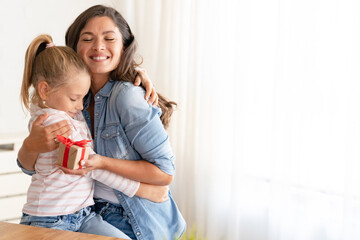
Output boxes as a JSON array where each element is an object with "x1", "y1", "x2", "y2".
[{"x1": 114, "y1": 0, "x2": 360, "y2": 239}]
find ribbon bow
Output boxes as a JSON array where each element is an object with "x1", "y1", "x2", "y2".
[{"x1": 57, "y1": 135, "x2": 91, "y2": 169}]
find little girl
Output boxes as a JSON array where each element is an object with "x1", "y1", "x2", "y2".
[{"x1": 19, "y1": 34, "x2": 167, "y2": 239}]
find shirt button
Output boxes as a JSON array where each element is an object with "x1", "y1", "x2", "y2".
[
  {"x1": 136, "y1": 232, "x2": 140, "y2": 236},
  {"x1": 106, "y1": 133, "x2": 109, "y2": 137},
  {"x1": 95, "y1": 113, "x2": 99, "y2": 116},
  {"x1": 96, "y1": 96, "x2": 100, "y2": 99},
  {"x1": 128, "y1": 213, "x2": 132, "y2": 217}
]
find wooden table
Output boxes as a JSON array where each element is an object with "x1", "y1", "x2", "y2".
[{"x1": 0, "y1": 221, "x2": 126, "y2": 240}]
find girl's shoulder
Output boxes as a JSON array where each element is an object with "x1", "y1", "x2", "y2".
[{"x1": 29, "y1": 107, "x2": 71, "y2": 129}]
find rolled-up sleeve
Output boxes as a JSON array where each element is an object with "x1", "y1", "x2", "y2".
[
  {"x1": 116, "y1": 85, "x2": 175, "y2": 175},
  {"x1": 17, "y1": 159, "x2": 36, "y2": 176}
]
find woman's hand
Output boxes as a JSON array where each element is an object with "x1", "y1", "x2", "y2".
[
  {"x1": 18, "y1": 113, "x2": 72, "y2": 171},
  {"x1": 134, "y1": 67, "x2": 158, "y2": 106},
  {"x1": 135, "y1": 183, "x2": 169, "y2": 203},
  {"x1": 26, "y1": 113, "x2": 72, "y2": 153}
]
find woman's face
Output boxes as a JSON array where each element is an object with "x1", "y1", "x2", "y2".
[{"x1": 77, "y1": 16, "x2": 123, "y2": 79}]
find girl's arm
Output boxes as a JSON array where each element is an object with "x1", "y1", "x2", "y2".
[
  {"x1": 61, "y1": 154, "x2": 173, "y2": 186},
  {"x1": 18, "y1": 113, "x2": 71, "y2": 171},
  {"x1": 60, "y1": 164, "x2": 169, "y2": 202}
]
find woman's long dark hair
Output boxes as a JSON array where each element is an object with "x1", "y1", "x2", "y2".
[{"x1": 66, "y1": 5, "x2": 176, "y2": 128}]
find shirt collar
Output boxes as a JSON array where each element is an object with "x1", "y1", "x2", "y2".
[
  {"x1": 83, "y1": 79, "x2": 115, "y2": 110},
  {"x1": 97, "y1": 79, "x2": 115, "y2": 98}
]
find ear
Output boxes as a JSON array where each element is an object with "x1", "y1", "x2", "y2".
[{"x1": 37, "y1": 81, "x2": 51, "y2": 101}]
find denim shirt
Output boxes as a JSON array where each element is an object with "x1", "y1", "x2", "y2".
[{"x1": 82, "y1": 80, "x2": 186, "y2": 240}]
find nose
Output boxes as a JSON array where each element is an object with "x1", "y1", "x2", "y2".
[
  {"x1": 93, "y1": 38, "x2": 105, "y2": 51},
  {"x1": 77, "y1": 101, "x2": 84, "y2": 111}
]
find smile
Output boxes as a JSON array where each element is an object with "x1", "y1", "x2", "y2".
[{"x1": 91, "y1": 56, "x2": 109, "y2": 61}]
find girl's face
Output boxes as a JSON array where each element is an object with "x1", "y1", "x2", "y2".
[
  {"x1": 76, "y1": 16, "x2": 123, "y2": 80},
  {"x1": 45, "y1": 70, "x2": 91, "y2": 118}
]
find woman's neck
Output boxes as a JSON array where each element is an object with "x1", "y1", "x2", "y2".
[{"x1": 90, "y1": 73, "x2": 110, "y2": 95}]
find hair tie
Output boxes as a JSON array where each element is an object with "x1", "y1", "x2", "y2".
[{"x1": 46, "y1": 42, "x2": 56, "y2": 48}]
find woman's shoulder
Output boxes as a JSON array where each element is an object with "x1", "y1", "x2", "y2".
[
  {"x1": 112, "y1": 81, "x2": 145, "y2": 96},
  {"x1": 112, "y1": 81, "x2": 147, "y2": 109}
]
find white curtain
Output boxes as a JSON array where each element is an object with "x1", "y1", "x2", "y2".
[{"x1": 114, "y1": 0, "x2": 360, "y2": 239}]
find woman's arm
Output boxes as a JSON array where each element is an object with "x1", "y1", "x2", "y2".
[
  {"x1": 17, "y1": 113, "x2": 72, "y2": 171},
  {"x1": 134, "y1": 68, "x2": 158, "y2": 106},
  {"x1": 90, "y1": 155, "x2": 173, "y2": 185},
  {"x1": 102, "y1": 156, "x2": 173, "y2": 185},
  {"x1": 135, "y1": 183, "x2": 169, "y2": 203}
]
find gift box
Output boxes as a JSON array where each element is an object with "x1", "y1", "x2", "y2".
[{"x1": 56, "y1": 135, "x2": 91, "y2": 170}]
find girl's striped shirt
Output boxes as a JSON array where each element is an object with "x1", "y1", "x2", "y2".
[{"x1": 22, "y1": 106, "x2": 139, "y2": 216}]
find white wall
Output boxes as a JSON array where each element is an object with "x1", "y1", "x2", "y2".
[{"x1": 0, "y1": 0, "x2": 120, "y2": 134}]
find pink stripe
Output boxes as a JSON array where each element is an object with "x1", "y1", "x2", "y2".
[
  {"x1": 122, "y1": 179, "x2": 131, "y2": 195},
  {"x1": 28, "y1": 180, "x2": 92, "y2": 189},
  {"x1": 43, "y1": 176, "x2": 86, "y2": 184},
  {"x1": 29, "y1": 186, "x2": 91, "y2": 193},
  {"x1": 26, "y1": 202, "x2": 92, "y2": 208},
  {"x1": 102, "y1": 171, "x2": 113, "y2": 185},
  {"x1": 38, "y1": 156, "x2": 57, "y2": 160},
  {"x1": 27, "y1": 187, "x2": 93, "y2": 195},
  {"x1": 36, "y1": 163, "x2": 55, "y2": 167},
  {"x1": 27, "y1": 195, "x2": 91, "y2": 201},
  {"x1": 108, "y1": 173, "x2": 119, "y2": 188}
]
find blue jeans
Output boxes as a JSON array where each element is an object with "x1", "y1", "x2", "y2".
[
  {"x1": 20, "y1": 206, "x2": 130, "y2": 239},
  {"x1": 94, "y1": 200, "x2": 136, "y2": 239}
]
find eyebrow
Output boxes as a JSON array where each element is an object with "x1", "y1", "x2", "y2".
[
  {"x1": 70, "y1": 94, "x2": 85, "y2": 97},
  {"x1": 80, "y1": 31, "x2": 116, "y2": 36}
]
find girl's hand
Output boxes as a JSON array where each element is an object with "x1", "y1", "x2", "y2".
[
  {"x1": 135, "y1": 183, "x2": 169, "y2": 203},
  {"x1": 26, "y1": 113, "x2": 72, "y2": 152},
  {"x1": 58, "y1": 165, "x2": 92, "y2": 175},
  {"x1": 58, "y1": 154, "x2": 103, "y2": 175},
  {"x1": 80, "y1": 154, "x2": 105, "y2": 169},
  {"x1": 134, "y1": 67, "x2": 158, "y2": 106}
]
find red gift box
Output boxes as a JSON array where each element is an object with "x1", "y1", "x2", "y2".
[{"x1": 56, "y1": 135, "x2": 91, "y2": 170}]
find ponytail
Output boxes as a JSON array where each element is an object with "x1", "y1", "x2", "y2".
[{"x1": 21, "y1": 35, "x2": 53, "y2": 111}]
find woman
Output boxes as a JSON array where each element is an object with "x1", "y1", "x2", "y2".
[{"x1": 18, "y1": 4, "x2": 185, "y2": 240}]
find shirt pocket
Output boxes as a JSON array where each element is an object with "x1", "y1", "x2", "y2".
[{"x1": 100, "y1": 125, "x2": 130, "y2": 159}]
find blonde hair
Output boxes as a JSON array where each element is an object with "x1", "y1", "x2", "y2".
[{"x1": 21, "y1": 34, "x2": 89, "y2": 111}]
